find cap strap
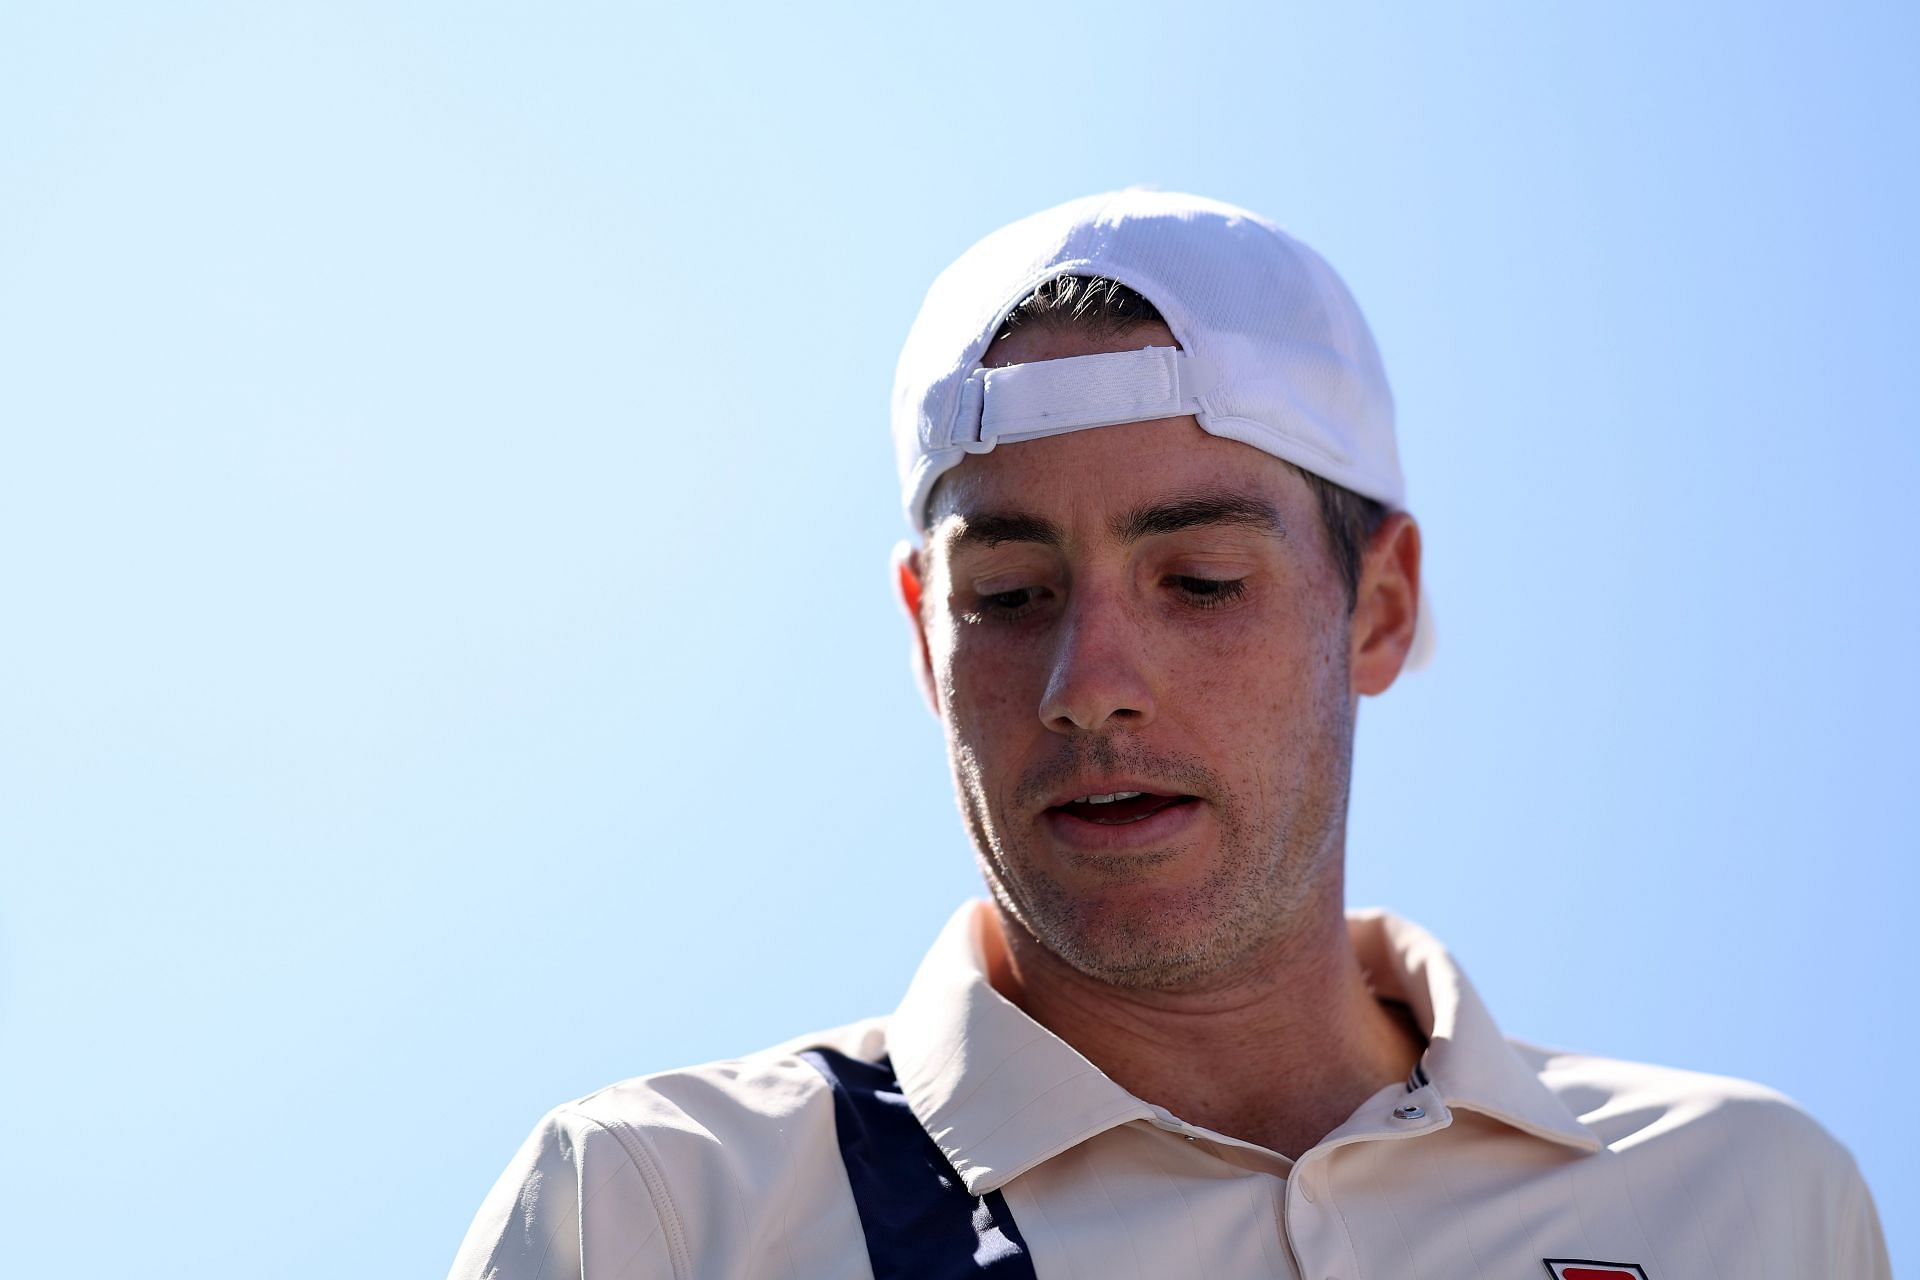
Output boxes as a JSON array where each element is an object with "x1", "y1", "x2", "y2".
[{"x1": 954, "y1": 347, "x2": 1216, "y2": 453}]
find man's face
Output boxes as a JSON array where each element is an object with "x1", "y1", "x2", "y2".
[{"x1": 907, "y1": 321, "x2": 1382, "y2": 993}]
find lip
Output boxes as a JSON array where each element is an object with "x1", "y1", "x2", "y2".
[
  {"x1": 1040, "y1": 777, "x2": 1194, "y2": 811},
  {"x1": 1041, "y1": 796, "x2": 1204, "y2": 852},
  {"x1": 1038, "y1": 778, "x2": 1206, "y2": 853}
]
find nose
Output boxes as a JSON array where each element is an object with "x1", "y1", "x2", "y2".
[{"x1": 1038, "y1": 587, "x2": 1157, "y2": 735}]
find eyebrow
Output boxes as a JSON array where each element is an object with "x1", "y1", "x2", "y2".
[
  {"x1": 942, "y1": 511, "x2": 1065, "y2": 552},
  {"x1": 941, "y1": 489, "x2": 1286, "y2": 554},
  {"x1": 1112, "y1": 490, "x2": 1287, "y2": 543}
]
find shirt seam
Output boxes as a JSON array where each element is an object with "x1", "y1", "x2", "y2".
[{"x1": 570, "y1": 1109, "x2": 694, "y2": 1280}]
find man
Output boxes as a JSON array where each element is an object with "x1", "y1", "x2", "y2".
[{"x1": 449, "y1": 191, "x2": 1889, "y2": 1278}]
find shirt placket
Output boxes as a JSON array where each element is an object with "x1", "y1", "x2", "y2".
[{"x1": 1283, "y1": 1080, "x2": 1451, "y2": 1280}]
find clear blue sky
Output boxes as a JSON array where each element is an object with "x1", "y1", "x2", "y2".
[{"x1": 2, "y1": 2, "x2": 1913, "y2": 1274}]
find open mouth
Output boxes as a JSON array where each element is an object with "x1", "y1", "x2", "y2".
[{"x1": 1049, "y1": 791, "x2": 1199, "y2": 825}]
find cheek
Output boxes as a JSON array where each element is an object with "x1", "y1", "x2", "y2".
[
  {"x1": 945, "y1": 642, "x2": 1041, "y2": 734},
  {"x1": 933, "y1": 623, "x2": 1047, "y2": 752},
  {"x1": 1166, "y1": 592, "x2": 1347, "y2": 753}
]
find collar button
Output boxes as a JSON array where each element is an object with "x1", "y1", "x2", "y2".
[{"x1": 1392, "y1": 1103, "x2": 1426, "y2": 1120}]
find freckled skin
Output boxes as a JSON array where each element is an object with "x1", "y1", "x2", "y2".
[
  {"x1": 896, "y1": 323, "x2": 1426, "y2": 1154},
  {"x1": 912, "y1": 322, "x2": 1365, "y2": 994}
]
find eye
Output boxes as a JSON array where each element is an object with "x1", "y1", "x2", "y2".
[
  {"x1": 964, "y1": 586, "x2": 1049, "y2": 623},
  {"x1": 1169, "y1": 575, "x2": 1248, "y2": 609}
]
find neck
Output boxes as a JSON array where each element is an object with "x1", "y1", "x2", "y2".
[{"x1": 983, "y1": 892, "x2": 1426, "y2": 1160}]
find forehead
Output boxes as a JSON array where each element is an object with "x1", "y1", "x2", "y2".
[{"x1": 925, "y1": 320, "x2": 1315, "y2": 547}]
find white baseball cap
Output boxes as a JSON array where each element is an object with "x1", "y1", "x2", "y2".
[{"x1": 891, "y1": 188, "x2": 1431, "y2": 665}]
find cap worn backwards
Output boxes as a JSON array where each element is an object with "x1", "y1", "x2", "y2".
[{"x1": 890, "y1": 189, "x2": 1404, "y2": 536}]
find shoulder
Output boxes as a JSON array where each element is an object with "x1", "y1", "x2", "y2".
[
  {"x1": 447, "y1": 1017, "x2": 887, "y2": 1280},
  {"x1": 1508, "y1": 1037, "x2": 1886, "y2": 1270},
  {"x1": 559, "y1": 1015, "x2": 887, "y2": 1149},
  {"x1": 1512, "y1": 1035, "x2": 1857, "y2": 1171}
]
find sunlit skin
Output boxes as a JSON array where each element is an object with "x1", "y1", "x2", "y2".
[{"x1": 893, "y1": 320, "x2": 1429, "y2": 1158}]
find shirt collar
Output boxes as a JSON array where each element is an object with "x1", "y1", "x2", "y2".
[
  {"x1": 1345, "y1": 908, "x2": 1602, "y2": 1154},
  {"x1": 886, "y1": 902, "x2": 1154, "y2": 1194},
  {"x1": 888, "y1": 901, "x2": 1600, "y2": 1194}
]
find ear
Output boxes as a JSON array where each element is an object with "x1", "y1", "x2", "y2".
[
  {"x1": 1349, "y1": 513, "x2": 1422, "y2": 697},
  {"x1": 892, "y1": 540, "x2": 941, "y2": 716}
]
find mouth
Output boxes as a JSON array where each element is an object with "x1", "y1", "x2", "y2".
[{"x1": 1046, "y1": 790, "x2": 1200, "y2": 826}]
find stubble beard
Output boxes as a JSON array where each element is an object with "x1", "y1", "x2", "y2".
[{"x1": 951, "y1": 696, "x2": 1356, "y2": 993}]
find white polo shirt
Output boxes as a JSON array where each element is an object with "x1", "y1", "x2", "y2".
[{"x1": 448, "y1": 903, "x2": 1889, "y2": 1279}]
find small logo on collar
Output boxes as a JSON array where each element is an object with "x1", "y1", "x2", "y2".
[{"x1": 1542, "y1": 1261, "x2": 1649, "y2": 1280}]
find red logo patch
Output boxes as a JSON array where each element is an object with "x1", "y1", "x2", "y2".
[{"x1": 1542, "y1": 1262, "x2": 1650, "y2": 1280}]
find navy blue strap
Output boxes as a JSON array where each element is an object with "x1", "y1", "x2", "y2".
[{"x1": 799, "y1": 1048, "x2": 1036, "y2": 1279}]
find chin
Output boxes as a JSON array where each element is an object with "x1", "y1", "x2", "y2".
[{"x1": 1028, "y1": 881, "x2": 1253, "y2": 990}]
